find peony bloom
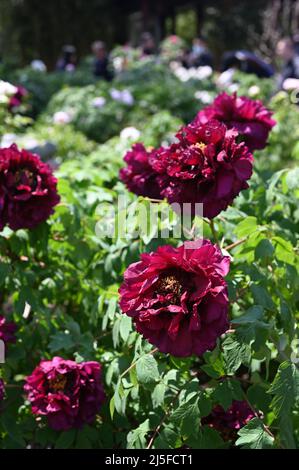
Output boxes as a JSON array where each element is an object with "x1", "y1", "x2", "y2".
[
  {"x1": 0, "y1": 315, "x2": 17, "y2": 345},
  {"x1": 201, "y1": 400, "x2": 255, "y2": 442},
  {"x1": 119, "y1": 143, "x2": 162, "y2": 200},
  {"x1": 150, "y1": 120, "x2": 253, "y2": 219},
  {"x1": 24, "y1": 357, "x2": 106, "y2": 431},
  {"x1": 194, "y1": 92, "x2": 276, "y2": 151},
  {"x1": 0, "y1": 379, "x2": 5, "y2": 402},
  {"x1": 0, "y1": 145, "x2": 60, "y2": 231},
  {"x1": 119, "y1": 240, "x2": 230, "y2": 357}
]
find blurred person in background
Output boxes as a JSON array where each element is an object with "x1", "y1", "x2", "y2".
[
  {"x1": 188, "y1": 36, "x2": 213, "y2": 68},
  {"x1": 140, "y1": 32, "x2": 156, "y2": 57},
  {"x1": 56, "y1": 45, "x2": 77, "y2": 72},
  {"x1": 92, "y1": 40, "x2": 113, "y2": 81},
  {"x1": 276, "y1": 37, "x2": 299, "y2": 91},
  {"x1": 221, "y1": 50, "x2": 274, "y2": 78}
]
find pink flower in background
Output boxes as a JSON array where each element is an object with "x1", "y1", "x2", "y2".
[
  {"x1": 194, "y1": 92, "x2": 276, "y2": 151},
  {"x1": 0, "y1": 315, "x2": 17, "y2": 345},
  {"x1": 0, "y1": 145, "x2": 60, "y2": 231},
  {"x1": 24, "y1": 357, "x2": 105, "y2": 431},
  {"x1": 8, "y1": 86, "x2": 27, "y2": 110},
  {"x1": 119, "y1": 240, "x2": 230, "y2": 357},
  {"x1": 0, "y1": 379, "x2": 5, "y2": 402}
]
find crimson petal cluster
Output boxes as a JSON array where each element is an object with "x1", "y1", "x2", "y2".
[
  {"x1": 151, "y1": 120, "x2": 253, "y2": 219},
  {"x1": 119, "y1": 240, "x2": 230, "y2": 357},
  {"x1": 120, "y1": 93, "x2": 275, "y2": 219},
  {"x1": 24, "y1": 357, "x2": 106, "y2": 431},
  {"x1": 194, "y1": 92, "x2": 276, "y2": 151},
  {"x1": 119, "y1": 143, "x2": 161, "y2": 200},
  {"x1": 201, "y1": 400, "x2": 255, "y2": 442},
  {"x1": 0, "y1": 145, "x2": 60, "y2": 231}
]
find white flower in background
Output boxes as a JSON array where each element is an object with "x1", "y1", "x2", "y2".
[
  {"x1": 31, "y1": 60, "x2": 47, "y2": 72},
  {"x1": 65, "y1": 64, "x2": 75, "y2": 72},
  {"x1": 0, "y1": 133, "x2": 18, "y2": 148},
  {"x1": 217, "y1": 68, "x2": 236, "y2": 89},
  {"x1": 53, "y1": 111, "x2": 72, "y2": 125},
  {"x1": 110, "y1": 88, "x2": 134, "y2": 105},
  {"x1": 120, "y1": 127, "x2": 141, "y2": 141},
  {"x1": 121, "y1": 89, "x2": 134, "y2": 106},
  {"x1": 92, "y1": 96, "x2": 106, "y2": 108},
  {"x1": 113, "y1": 57, "x2": 124, "y2": 72},
  {"x1": 194, "y1": 90, "x2": 213, "y2": 104},
  {"x1": 173, "y1": 66, "x2": 189, "y2": 82},
  {"x1": 169, "y1": 61, "x2": 182, "y2": 72},
  {"x1": 0, "y1": 80, "x2": 18, "y2": 104},
  {"x1": 110, "y1": 88, "x2": 122, "y2": 101},
  {"x1": 248, "y1": 85, "x2": 261, "y2": 97},
  {"x1": 228, "y1": 83, "x2": 239, "y2": 93},
  {"x1": 196, "y1": 66, "x2": 213, "y2": 80},
  {"x1": 22, "y1": 137, "x2": 39, "y2": 149},
  {"x1": 172, "y1": 65, "x2": 212, "y2": 82}
]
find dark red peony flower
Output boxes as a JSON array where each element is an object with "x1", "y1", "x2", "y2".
[
  {"x1": 119, "y1": 240, "x2": 230, "y2": 357},
  {"x1": 24, "y1": 357, "x2": 105, "y2": 431},
  {"x1": 119, "y1": 143, "x2": 162, "y2": 200},
  {"x1": 194, "y1": 92, "x2": 276, "y2": 151},
  {"x1": 201, "y1": 400, "x2": 255, "y2": 442},
  {"x1": 0, "y1": 145, "x2": 60, "y2": 231},
  {"x1": 9, "y1": 86, "x2": 27, "y2": 110},
  {"x1": 150, "y1": 120, "x2": 253, "y2": 219},
  {"x1": 0, "y1": 379, "x2": 5, "y2": 402},
  {"x1": 0, "y1": 315, "x2": 17, "y2": 345}
]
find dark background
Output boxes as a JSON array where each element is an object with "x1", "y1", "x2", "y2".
[{"x1": 0, "y1": 0, "x2": 298, "y2": 69}]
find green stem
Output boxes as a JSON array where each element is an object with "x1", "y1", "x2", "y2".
[{"x1": 210, "y1": 219, "x2": 219, "y2": 245}]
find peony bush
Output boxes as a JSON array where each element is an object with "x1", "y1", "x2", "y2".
[{"x1": 0, "y1": 60, "x2": 298, "y2": 450}]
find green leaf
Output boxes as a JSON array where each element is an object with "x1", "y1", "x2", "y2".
[
  {"x1": 171, "y1": 399, "x2": 200, "y2": 438},
  {"x1": 273, "y1": 236, "x2": 295, "y2": 265},
  {"x1": 234, "y1": 216, "x2": 258, "y2": 238},
  {"x1": 151, "y1": 382, "x2": 166, "y2": 408},
  {"x1": 55, "y1": 429, "x2": 77, "y2": 449},
  {"x1": 254, "y1": 239, "x2": 274, "y2": 262},
  {"x1": 190, "y1": 426, "x2": 226, "y2": 449},
  {"x1": 251, "y1": 285, "x2": 275, "y2": 311},
  {"x1": 268, "y1": 361, "x2": 299, "y2": 448},
  {"x1": 236, "y1": 418, "x2": 274, "y2": 449},
  {"x1": 127, "y1": 419, "x2": 150, "y2": 449},
  {"x1": 136, "y1": 354, "x2": 159, "y2": 385},
  {"x1": 222, "y1": 335, "x2": 251, "y2": 375},
  {"x1": 212, "y1": 379, "x2": 243, "y2": 410},
  {"x1": 268, "y1": 361, "x2": 299, "y2": 417},
  {"x1": 119, "y1": 315, "x2": 132, "y2": 342}
]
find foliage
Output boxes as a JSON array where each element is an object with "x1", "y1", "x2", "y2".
[{"x1": 0, "y1": 57, "x2": 298, "y2": 450}]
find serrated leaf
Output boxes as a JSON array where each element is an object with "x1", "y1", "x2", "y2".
[
  {"x1": 171, "y1": 399, "x2": 200, "y2": 438},
  {"x1": 212, "y1": 379, "x2": 243, "y2": 410},
  {"x1": 222, "y1": 335, "x2": 251, "y2": 374},
  {"x1": 268, "y1": 361, "x2": 299, "y2": 417},
  {"x1": 236, "y1": 418, "x2": 274, "y2": 449},
  {"x1": 136, "y1": 354, "x2": 159, "y2": 385},
  {"x1": 127, "y1": 419, "x2": 150, "y2": 449}
]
